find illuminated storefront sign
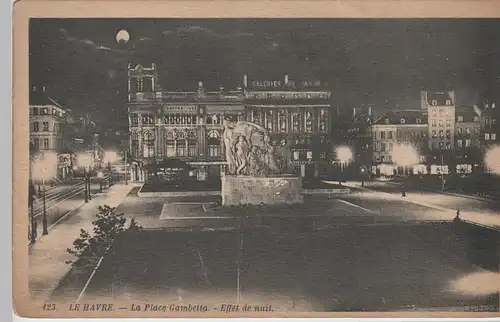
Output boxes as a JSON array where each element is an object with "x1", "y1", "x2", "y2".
[{"x1": 251, "y1": 79, "x2": 325, "y2": 89}]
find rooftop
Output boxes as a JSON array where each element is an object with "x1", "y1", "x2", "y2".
[{"x1": 373, "y1": 110, "x2": 427, "y2": 126}]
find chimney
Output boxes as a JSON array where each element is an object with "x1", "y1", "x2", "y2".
[
  {"x1": 420, "y1": 89, "x2": 428, "y2": 112},
  {"x1": 198, "y1": 81, "x2": 203, "y2": 88},
  {"x1": 448, "y1": 90, "x2": 455, "y2": 105},
  {"x1": 42, "y1": 86, "x2": 46, "y2": 92},
  {"x1": 243, "y1": 74, "x2": 248, "y2": 88},
  {"x1": 32, "y1": 85, "x2": 36, "y2": 91},
  {"x1": 368, "y1": 106, "x2": 372, "y2": 116},
  {"x1": 220, "y1": 85, "x2": 224, "y2": 93},
  {"x1": 353, "y1": 107, "x2": 356, "y2": 119},
  {"x1": 284, "y1": 74, "x2": 289, "y2": 84}
]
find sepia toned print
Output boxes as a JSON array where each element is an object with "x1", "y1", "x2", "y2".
[{"x1": 12, "y1": 1, "x2": 500, "y2": 318}]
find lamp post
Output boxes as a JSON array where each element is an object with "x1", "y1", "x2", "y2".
[
  {"x1": 77, "y1": 154, "x2": 93, "y2": 203},
  {"x1": 103, "y1": 150, "x2": 119, "y2": 187},
  {"x1": 33, "y1": 152, "x2": 57, "y2": 236}
]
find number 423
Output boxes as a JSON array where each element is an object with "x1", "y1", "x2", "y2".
[{"x1": 43, "y1": 304, "x2": 56, "y2": 311}]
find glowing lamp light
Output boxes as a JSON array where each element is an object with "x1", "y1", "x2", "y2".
[
  {"x1": 103, "y1": 150, "x2": 119, "y2": 164},
  {"x1": 76, "y1": 153, "x2": 93, "y2": 169},
  {"x1": 485, "y1": 145, "x2": 500, "y2": 175},
  {"x1": 32, "y1": 151, "x2": 58, "y2": 181},
  {"x1": 392, "y1": 144, "x2": 419, "y2": 167},
  {"x1": 336, "y1": 146, "x2": 353, "y2": 163}
]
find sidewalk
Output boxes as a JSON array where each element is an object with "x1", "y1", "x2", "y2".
[
  {"x1": 344, "y1": 182, "x2": 500, "y2": 229},
  {"x1": 28, "y1": 183, "x2": 140, "y2": 302}
]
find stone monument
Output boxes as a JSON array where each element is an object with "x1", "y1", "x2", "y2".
[{"x1": 221, "y1": 119, "x2": 304, "y2": 206}]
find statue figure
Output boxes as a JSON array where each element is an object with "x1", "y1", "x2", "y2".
[
  {"x1": 235, "y1": 136, "x2": 249, "y2": 175},
  {"x1": 223, "y1": 123, "x2": 237, "y2": 174},
  {"x1": 262, "y1": 134, "x2": 279, "y2": 173},
  {"x1": 247, "y1": 146, "x2": 261, "y2": 176}
]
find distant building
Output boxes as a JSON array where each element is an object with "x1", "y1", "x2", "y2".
[
  {"x1": 29, "y1": 86, "x2": 75, "y2": 180},
  {"x1": 421, "y1": 90, "x2": 456, "y2": 174},
  {"x1": 126, "y1": 64, "x2": 332, "y2": 181},
  {"x1": 370, "y1": 110, "x2": 428, "y2": 176},
  {"x1": 332, "y1": 106, "x2": 374, "y2": 174},
  {"x1": 454, "y1": 107, "x2": 482, "y2": 174},
  {"x1": 477, "y1": 99, "x2": 500, "y2": 151}
]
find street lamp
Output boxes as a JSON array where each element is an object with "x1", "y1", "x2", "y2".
[
  {"x1": 77, "y1": 153, "x2": 93, "y2": 203},
  {"x1": 32, "y1": 151, "x2": 58, "y2": 235},
  {"x1": 103, "y1": 150, "x2": 119, "y2": 186},
  {"x1": 392, "y1": 144, "x2": 419, "y2": 177},
  {"x1": 485, "y1": 145, "x2": 500, "y2": 175},
  {"x1": 335, "y1": 146, "x2": 353, "y2": 172}
]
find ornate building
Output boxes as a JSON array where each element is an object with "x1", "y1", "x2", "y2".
[
  {"x1": 126, "y1": 65, "x2": 332, "y2": 181},
  {"x1": 29, "y1": 86, "x2": 76, "y2": 180}
]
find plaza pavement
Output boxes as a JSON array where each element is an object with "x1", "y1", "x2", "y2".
[
  {"x1": 73, "y1": 223, "x2": 498, "y2": 312},
  {"x1": 28, "y1": 183, "x2": 141, "y2": 303}
]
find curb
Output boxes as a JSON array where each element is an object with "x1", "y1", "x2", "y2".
[{"x1": 137, "y1": 188, "x2": 352, "y2": 198}]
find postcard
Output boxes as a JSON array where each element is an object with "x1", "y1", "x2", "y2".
[{"x1": 12, "y1": 0, "x2": 500, "y2": 318}]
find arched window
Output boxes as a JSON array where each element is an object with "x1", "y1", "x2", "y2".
[
  {"x1": 143, "y1": 131, "x2": 155, "y2": 158},
  {"x1": 164, "y1": 131, "x2": 176, "y2": 157},
  {"x1": 131, "y1": 132, "x2": 139, "y2": 157},
  {"x1": 207, "y1": 130, "x2": 220, "y2": 157}
]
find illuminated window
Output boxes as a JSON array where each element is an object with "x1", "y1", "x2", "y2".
[
  {"x1": 43, "y1": 122, "x2": 49, "y2": 132},
  {"x1": 457, "y1": 140, "x2": 462, "y2": 148},
  {"x1": 457, "y1": 116, "x2": 464, "y2": 122},
  {"x1": 485, "y1": 133, "x2": 491, "y2": 140},
  {"x1": 188, "y1": 140, "x2": 197, "y2": 157},
  {"x1": 291, "y1": 112, "x2": 300, "y2": 132},
  {"x1": 31, "y1": 122, "x2": 39, "y2": 132},
  {"x1": 131, "y1": 133, "x2": 139, "y2": 157},
  {"x1": 266, "y1": 110, "x2": 274, "y2": 132},
  {"x1": 492, "y1": 133, "x2": 497, "y2": 140},
  {"x1": 43, "y1": 138, "x2": 50, "y2": 150},
  {"x1": 431, "y1": 120, "x2": 437, "y2": 127},
  {"x1": 165, "y1": 140, "x2": 175, "y2": 157},
  {"x1": 278, "y1": 109, "x2": 287, "y2": 133},
  {"x1": 446, "y1": 120, "x2": 451, "y2": 127},
  {"x1": 432, "y1": 100, "x2": 438, "y2": 106},
  {"x1": 432, "y1": 130, "x2": 437, "y2": 138},
  {"x1": 143, "y1": 132, "x2": 155, "y2": 158},
  {"x1": 318, "y1": 109, "x2": 328, "y2": 132},
  {"x1": 446, "y1": 100, "x2": 451, "y2": 106},
  {"x1": 130, "y1": 114, "x2": 139, "y2": 126},
  {"x1": 176, "y1": 140, "x2": 187, "y2": 156},
  {"x1": 304, "y1": 110, "x2": 313, "y2": 133}
]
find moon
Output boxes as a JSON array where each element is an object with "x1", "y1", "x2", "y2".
[{"x1": 116, "y1": 29, "x2": 130, "y2": 43}]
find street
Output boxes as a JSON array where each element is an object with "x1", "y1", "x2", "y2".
[{"x1": 30, "y1": 178, "x2": 108, "y2": 236}]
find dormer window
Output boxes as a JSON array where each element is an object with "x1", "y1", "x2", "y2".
[
  {"x1": 432, "y1": 100, "x2": 438, "y2": 106},
  {"x1": 293, "y1": 93, "x2": 299, "y2": 99},
  {"x1": 492, "y1": 103, "x2": 496, "y2": 109},
  {"x1": 253, "y1": 94, "x2": 259, "y2": 99},
  {"x1": 267, "y1": 93, "x2": 272, "y2": 99},
  {"x1": 400, "y1": 118, "x2": 406, "y2": 124},
  {"x1": 416, "y1": 118, "x2": 421, "y2": 124},
  {"x1": 446, "y1": 99, "x2": 451, "y2": 106},
  {"x1": 384, "y1": 118, "x2": 390, "y2": 124},
  {"x1": 307, "y1": 94, "x2": 312, "y2": 99},
  {"x1": 280, "y1": 94, "x2": 285, "y2": 99}
]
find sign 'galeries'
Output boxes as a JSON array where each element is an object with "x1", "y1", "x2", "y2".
[{"x1": 126, "y1": 63, "x2": 332, "y2": 182}]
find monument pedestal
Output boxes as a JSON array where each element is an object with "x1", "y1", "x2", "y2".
[{"x1": 221, "y1": 175, "x2": 304, "y2": 206}]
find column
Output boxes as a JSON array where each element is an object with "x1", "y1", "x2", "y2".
[
  {"x1": 198, "y1": 126, "x2": 206, "y2": 157},
  {"x1": 300, "y1": 164, "x2": 306, "y2": 177}
]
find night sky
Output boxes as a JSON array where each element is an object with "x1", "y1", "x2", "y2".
[{"x1": 29, "y1": 18, "x2": 500, "y2": 132}]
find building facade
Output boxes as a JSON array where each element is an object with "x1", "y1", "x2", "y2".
[
  {"x1": 370, "y1": 110, "x2": 428, "y2": 176},
  {"x1": 332, "y1": 106, "x2": 374, "y2": 175},
  {"x1": 454, "y1": 107, "x2": 482, "y2": 174},
  {"x1": 126, "y1": 64, "x2": 332, "y2": 181},
  {"x1": 29, "y1": 86, "x2": 75, "y2": 180}
]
